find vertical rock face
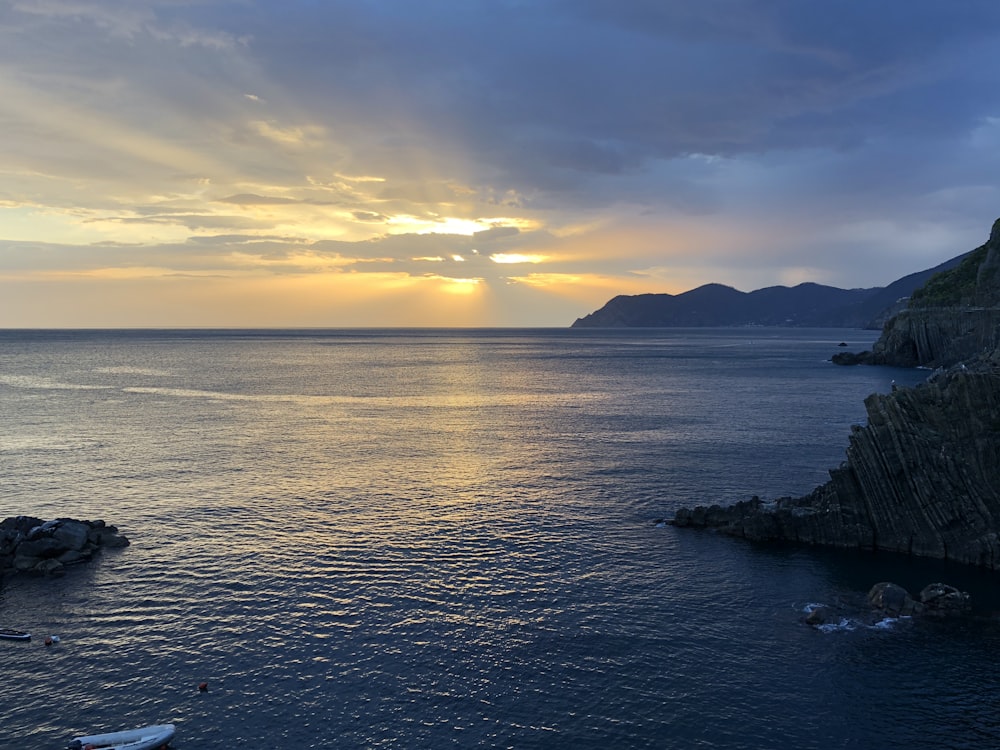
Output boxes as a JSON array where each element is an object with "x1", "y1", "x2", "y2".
[
  {"x1": 870, "y1": 308, "x2": 1000, "y2": 368},
  {"x1": 672, "y1": 366, "x2": 1000, "y2": 567},
  {"x1": 672, "y1": 218, "x2": 1000, "y2": 569}
]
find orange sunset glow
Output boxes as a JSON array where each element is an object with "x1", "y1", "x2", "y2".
[{"x1": 1, "y1": 2, "x2": 997, "y2": 327}]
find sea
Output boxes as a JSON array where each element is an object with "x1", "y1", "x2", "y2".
[{"x1": 2, "y1": 327, "x2": 1000, "y2": 750}]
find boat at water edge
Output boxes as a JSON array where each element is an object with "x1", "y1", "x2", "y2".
[{"x1": 67, "y1": 723, "x2": 175, "y2": 750}]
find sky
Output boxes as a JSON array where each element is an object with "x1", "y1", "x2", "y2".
[{"x1": 1, "y1": 0, "x2": 999, "y2": 327}]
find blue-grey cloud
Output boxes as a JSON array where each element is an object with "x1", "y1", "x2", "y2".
[
  {"x1": 2, "y1": 0, "x2": 1000, "y2": 326},
  {"x1": 232, "y1": 1, "x2": 1000, "y2": 170}
]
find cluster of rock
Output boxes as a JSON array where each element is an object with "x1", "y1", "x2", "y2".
[
  {"x1": 867, "y1": 581, "x2": 970, "y2": 617},
  {"x1": 671, "y1": 217, "x2": 1000, "y2": 570},
  {"x1": 805, "y1": 581, "x2": 971, "y2": 627},
  {"x1": 0, "y1": 516, "x2": 129, "y2": 577}
]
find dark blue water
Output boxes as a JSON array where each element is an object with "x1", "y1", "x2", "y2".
[{"x1": 2, "y1": 328, "x2": 999, "y2": 749}]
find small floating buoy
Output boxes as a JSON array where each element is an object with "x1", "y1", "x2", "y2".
[
  {"x1": 198, "y1": 681, "x2": 209, "y2": 692},
  {"x1": 44, "y1": 635, "x2": 60, "y2": 646}
]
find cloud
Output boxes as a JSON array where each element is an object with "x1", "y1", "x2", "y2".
[
  {"x1": 473, "y1": 226, "x2": 521, "y2": 241},
  {"x1": 216, "y1": 194, "x2": 302, "y2": 206},
  {"x1": 1, "y1": 1, "x2": 1000, "y2": 326}
]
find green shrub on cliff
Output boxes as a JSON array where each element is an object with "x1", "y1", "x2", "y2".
[
  {"x1": 908, "y1": 244, "x2": 990, "y2": 308},
  {"x1": 909, "y1": 218, "x2": 1000, "y2": 309}
]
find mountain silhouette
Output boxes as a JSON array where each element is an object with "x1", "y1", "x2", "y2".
[{"x1": 572, "y1": 253, "x2": 969, "y2": 328}]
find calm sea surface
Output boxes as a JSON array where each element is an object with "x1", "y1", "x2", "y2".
[{"x1": 2, "y1": 328, "x2": 1000, "y2": 749}]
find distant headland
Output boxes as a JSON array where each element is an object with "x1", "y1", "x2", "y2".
[
  {"x1": 669, "y1": 218, "x2": 1000, "y2": 570},
  {"x1": 572, "y1": 253, "x2": 969, "y2": 329}
]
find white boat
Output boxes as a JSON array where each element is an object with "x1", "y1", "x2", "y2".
[{"x1": 67, "y1": 723, "x2": 175, "y2": 750}]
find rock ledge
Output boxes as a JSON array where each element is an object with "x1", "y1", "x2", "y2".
[{"x1": 671, "y1": 363, "x2": 1000, "y2": 568}]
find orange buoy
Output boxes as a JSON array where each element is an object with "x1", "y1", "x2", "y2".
[
  {"x1": 44, "y1": 636, "x2": 53, "y2": 646},
  {"x1": 198, "y1": 681, "x2": 208, "y2": 692}
]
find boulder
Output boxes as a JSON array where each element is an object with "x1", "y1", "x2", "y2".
[
  {"x1": 867, "y1": 582, "x2": 923, "y2": 616},
  {"x1": 12, "y1": 554, "x2": 42, "y2": 572},
  {"x1": 52, "y1": 520, "x2": 91, "y2": 551},
  {"x1": 32, "y1": 558, "x2": 65, "y2": 576},
  {"x1": 96, "y1": 527, "x2": 130, "y2": 548},
  {"x1": 13, "y1": 536, "x2": 66, "y2": 560},
  {"x1": 58, "y1": 548, "x2": 93, "y2": 566},
  {"x1": 919, "y1": 583, "x2": 971, "y2": 615},
  {"x1": 804, "y1": 605, "x2": 834, "y2": 626}
]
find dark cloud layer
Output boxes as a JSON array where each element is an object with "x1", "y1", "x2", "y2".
[
  {"x1": 236, "y1": 1, "x2": 1000, "y2": 190},
  {"x1": 1, "y1": 0, "x2": 999, "y2": 325}
]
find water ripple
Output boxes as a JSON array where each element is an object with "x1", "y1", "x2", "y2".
[{"x1": 3, "y1": 329, "x2": 994, "y2": 749}]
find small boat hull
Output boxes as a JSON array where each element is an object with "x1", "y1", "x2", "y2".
[
  {"x1": 0, "y1": 628, "x2": 30, "y2": 641},
  {"x1": 69, "y1": 723, "x2": 175, "y2": 750}
]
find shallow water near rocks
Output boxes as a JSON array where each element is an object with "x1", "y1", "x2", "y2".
[{"x1": 2, "y1": 328, "x2": 999, "y2": 749}]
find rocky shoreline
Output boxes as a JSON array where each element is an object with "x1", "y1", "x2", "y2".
[
  {"x1": 671, "y1": 363, "x2": 1000, "y2": 567},
  {"x1": 0, "y1": 516, "x2": 130, "y2": 578},
  {"x1": 670, "y1": 217, "x2": 1000, "y2": 571}
]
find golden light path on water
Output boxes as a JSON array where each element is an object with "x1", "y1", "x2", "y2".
[{"x1": 3, "y1": 329, "x2": 999, "y2": 748}]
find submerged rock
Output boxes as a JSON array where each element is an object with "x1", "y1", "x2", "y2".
[
  {"x1": 0, "y1": 516, "x2": 129, "y2": 577},
  {"x1": 804, "y1": 605, "x2": 835, "y2": 626}
]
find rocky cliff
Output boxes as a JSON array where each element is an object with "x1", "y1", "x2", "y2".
[
  {"x1": 671, "y1": 217, "x2": 1000, "y2": 569},
  {"x1": 672, "y1": 363, "x2": 1000, "y2": 567},
  {"x1": 852, "y1": 218, "x2": 1000, "y2": 368}
]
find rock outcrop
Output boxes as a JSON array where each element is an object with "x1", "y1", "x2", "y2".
[
  {"x1": 0, "y1": 516, "x2": 129, "y2": 577},
  {"x1": 672, "y1": 219, "x2": 1000, "y2": 570},
  {"x1": 672, "y1": 363, "x2": 1000, "y2": 567},
  {"x1": 864, "y1": 307, "x2": 1000, "y2": 368},
  {"x1": 838, "y1": 218, "x2": 1000, "y2": 368}
]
